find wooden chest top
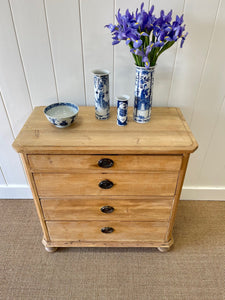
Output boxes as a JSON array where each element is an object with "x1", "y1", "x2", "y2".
[{"x1": 13, "y1": 106, "x2": 198, "y2": 154}]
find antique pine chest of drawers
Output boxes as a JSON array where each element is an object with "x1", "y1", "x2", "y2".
[{"x1": 13, "y1": 106, "x2": 198, "y2": 252}]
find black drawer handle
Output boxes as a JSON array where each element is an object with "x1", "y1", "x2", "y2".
[
  {"x1": 101, "y1": 227, "x2": 114, "y2": 234},
  {"x1": 99, "y1": 180, "x2": 114, "y2": 189},
  {"x1": 101, "y1": 206, "x2": 114, "y2": 214},
  {"x1": 98, "y1": 158, "x2": 114, "y2": 168}
]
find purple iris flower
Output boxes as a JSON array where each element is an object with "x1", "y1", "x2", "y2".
[
  {"x1": 112, "y1": 39, "x2": 120, "y2": 46},
  {"x1": 153, "y1": 41, "x2": 165, "y2": 48},
  {"x1": 135, "y1": 48, "x2": 150, "y2": 68},
  {"x1": 142, "y1": 56, "x2": 150, "y2": 68},
  {"x1": 135, "y1": 49, "x2": 144, "y2": 57},
  {"x1": 105, "y1": 2, "x2": 188, "y2": 68},
  {"x1": 180, "y1": 32, "x2": 188, "y2": 48},
  {"x1": 176, "y1": 14, "x2": 184, "y2": 25},
  {"x1": 133, "y1": 39, "x2": 143, "y2": 48},
  {"x1": 146, "y1": 44, "x2": 153, "y2": 55},
  {"x1": 105, "y1": 24, "x2": 117, "y2": 32}
]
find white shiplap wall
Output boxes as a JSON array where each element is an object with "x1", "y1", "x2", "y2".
[{"x1": 0, "y1": 0, "x2": 225, "y2": 200}]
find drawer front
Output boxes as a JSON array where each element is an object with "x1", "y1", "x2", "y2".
[
  {"x1": 46, "y1": 221, "x2": 168, "y2": 242},
  {"x1": 41, "y1": 198, "x2": 173, "y2": 222},
  {"x1": 28, "y1": 154, "x2": 182, "y2": 172},
  {"x1": 34, "y1": 172, "x2": 178, "y2": 197}
]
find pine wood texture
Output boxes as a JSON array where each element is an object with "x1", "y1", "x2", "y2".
[
  {"x1": 28, "y1": 154, "x2": 182, "y2": 172},
  {"x1": 41, "y1": 198, "x2": 173, "y2": 222},
  {"x1": 46, "y1": 221, "x2": 168, "y2": 242},
  {"x1": 20, "y1": 154, "x2": 50, "y2": 241},
  {"x1": 13, "y1": 106, "x2": 198, "y2": 251},
  {"x1": 42, "y1": 237, "x2": 174, "y2": 249},
  {"x1": 165, "y1": 153, "x2": 190, "y2": 241},
  {"x1": 34, "y1": 172, "x2": 178, "y2": 197},
  {"x1": 12, "y1": 107, "x2": 198, "y2": 154}
]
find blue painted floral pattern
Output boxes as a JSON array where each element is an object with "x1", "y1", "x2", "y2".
[
  {"x1": 133, "y1": 66, "x2": 155, "y2": 123},
  {"x1": 44, "y1": 102, "x2": 79, "y2": 128},
  {"x1": 117, "y1": 100, "x2": 128, "y2": 126},
  {"x1": 93, "y1": 72, "x2": 110, "y2": 120}
]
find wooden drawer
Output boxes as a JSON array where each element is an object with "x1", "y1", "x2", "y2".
[
  {"x1": 41, "y1": 198, "x2": 173, "y2": 222},
  {"x1": 46, "y1": 221, "x2": 168, "y2": 242},
  {"x1": 34, "y1": 172, "x2": 179, "y2": 197},
  {"x1": 28, "y1": 154, "x2": 182, "y2": 172}
]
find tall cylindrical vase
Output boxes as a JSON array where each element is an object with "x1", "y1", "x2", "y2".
[
  {"x1": 92, "y1": 69, "x2": 110, "y2": 120},
  {"x1": 133, "y1": 66, "x2": 155, "y2": 123}
]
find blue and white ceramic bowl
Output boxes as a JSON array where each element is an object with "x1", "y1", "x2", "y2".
[{"x1": 44, "y1": 102, "x2": 79, "y2": 128}]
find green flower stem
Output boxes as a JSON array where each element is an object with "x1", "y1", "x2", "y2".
[
  {"x1": 136, "y1": 55, "x2": 143, "y2": 67},
  {"x1": 132, "y1": 54, "x2": 138, "y2": 65},
  {"x1": 128, "y1": 43, "x2": 138, "y2": 65},
  {"x1": 145, "y1": 35, "x2": 149, "y2": 48},
  {"x1": 149, "y1": 47, "x2": 158, "y2": 66},
  {"x1": 129, "y1": 35, "x2": 176, "y2": 68},
  {"x1": 156, "y1": 41, "x2": 175, "y2": 59}
]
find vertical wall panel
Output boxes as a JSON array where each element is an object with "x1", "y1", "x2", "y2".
[
  {"x1": 151, "y1": 0, "x2": 184, "y2": 107},
  {"x1": 0, "y1": 168, "x2": 6, "y2": 185},
  {"x1": 0, "y1": 94, "x2": 27, "y2": 184},
  {"x1": 185, "y1": 0, "x2": 225, "y2": 186},
  {"x1": 0, "y1": 0, "x2": 32, "y2": 136},
  {"x1": 198, "y1": 98, "x2": 225, "y2": 186},
  {"x1": 80, "y1": 0, "x2": 114, "y2": 106},
  {"x1": 168, "y1": 0, "x2": 220, "y2": 123},
  {"x1": 114, "y1": 0, "x2": 149, "y2": 106},
  {"x1": 10, "y1": 0, "x2": 58, "y2": 106},
  {"x1": 45, "y1": 0, "x2": 85, "y2": 106}
]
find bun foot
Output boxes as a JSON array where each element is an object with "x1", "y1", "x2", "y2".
[
  {"x1": 45, "y1": 246, "x2": 58, "y2": 253},
  {"x1": 157, "y1": 237, "x2": 174, "y2": 252},
  {"x1": 157, "y1": 246, "x2": 171, "y2": 252}
]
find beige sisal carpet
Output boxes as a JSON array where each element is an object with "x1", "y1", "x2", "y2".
[{"x1": 0, "y1": 200, "x2": 224, "y2": 300}]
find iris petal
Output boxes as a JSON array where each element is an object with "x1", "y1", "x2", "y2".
[{"x1": 133, "y1": 39, "x2": 143, "y2": 48}]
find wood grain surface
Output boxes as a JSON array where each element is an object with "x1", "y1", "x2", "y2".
[
  {"x1": 34, "y1": 172, "x2": 179, "y2": 197},
  {"x1": 28, "y1": 154, "x2": 182, "y2": 172},
  {"x1": 46, "y1": 221, "x2": 168, "y2": 242},
  {"x1": 41, "y1": 197, "x2": 173, "y2": 222},
  {"x1": 12, "y1": 107, "x2": 198, "y2": 154}
]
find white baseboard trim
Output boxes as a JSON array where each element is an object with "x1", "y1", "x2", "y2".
[
  {"x1": 181, "y1": 187, "x2": 225, "y2": 201},
  {"x1": 0, "y1": 185, "x2": 225, "y2": 200},
  {"x1": 0, "y1": 185, "x2": 32, "y2": 199}
]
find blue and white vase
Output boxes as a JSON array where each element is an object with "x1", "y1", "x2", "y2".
[
  {"x1": 92, "y1": 69, "x2": 110, "y2": 120},
  {"x1": 116, "y1": 95, "x2": 129, "y2": 126},
  {"x1": 133, "y1": 66, "x2": 155, "y2": 123}
]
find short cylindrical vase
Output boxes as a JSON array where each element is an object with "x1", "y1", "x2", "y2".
[
  {"x1": 133, "y1": 65, "x2": 155, "y2": 123},
  {"x1": 92, "y1": 69, "x2": 110, "y2": 120},
  {"x1": 116, "y1": 95, "x2": 129, "y2": 126}
]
